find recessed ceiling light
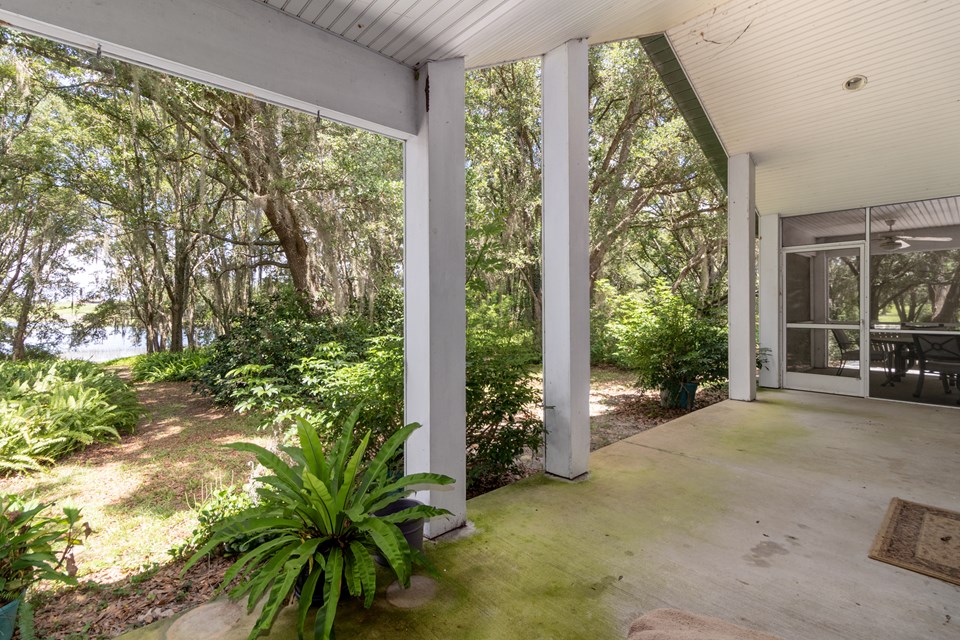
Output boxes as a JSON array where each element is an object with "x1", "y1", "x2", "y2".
[{"x1": 843, "y1": 75, "x2": 867, "y2": 91}]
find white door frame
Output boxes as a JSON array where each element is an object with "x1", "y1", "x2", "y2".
[{"x1": 781, "y1": 241, "x2": 868, "y2": 397}]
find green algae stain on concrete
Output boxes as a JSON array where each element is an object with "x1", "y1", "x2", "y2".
[
  {"x1": 705, "y1": 402, "x2": 810, "y2": 461},
  {"x1": 334, "y1": 446, "x2": 737, "y2": 640},
  {"x1": 120, "y1": 425, "x2": 741, "y2": 640}
]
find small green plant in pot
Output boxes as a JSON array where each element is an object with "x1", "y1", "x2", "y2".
[
  {"x1": 611, "y1": 282, "x2": 728, "y2": 409},
  {"x1": 184, "y1": 413, "x2": 453, "y2": 640},
  {"x1": 0, "y1": 495, "x2": 85, "y2": 640}
]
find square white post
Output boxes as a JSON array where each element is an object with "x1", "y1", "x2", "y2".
[
  {"x1": 758, "y1": 213, "x2": 781, "y2": 388},
  {"x1": 404, "y1": 58, "x2": 467, "y2": 536},
  {"x1": 542, "y1": 39, "x2": 590, "y2": 479},
  {"x1": 728, "y1": 153, "x2": 757, "y2": 401}
]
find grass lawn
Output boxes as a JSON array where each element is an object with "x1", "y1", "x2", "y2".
[{"x1": 0, "y1": 377, "x2": 269, "y2": 582}]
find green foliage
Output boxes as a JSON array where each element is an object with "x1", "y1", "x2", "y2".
[
  {"x1": 169, "y1": 484, "x2": 254, "y2": 560},
  {"x1": 610, "y1": 282, "x2": 728, "y2": 391},
  {"x1": 465, "y1": 299, "x2": 543, "y2": 493},
  {"x1": 0, "y1": 360, "x2": 140, "y2": 473},
  {"x1": 0, "y1": 494, "x2": 86, "y2": 604},
  {"x1": 130, "y1": 349, "x2": 210, "y2": 382},
  {"x1": 465, "y1": 61, "x2": 543, "y2": 326},
  {"x1": 214, "y1": 333, "x2": 403, "y2": 451},
  {"x1": 590, "y1": 279, "x2": 623, "y2": 365},
  {"x1": 196, "y1": 289, "x2": 381, "y2": 407},
  {"x1": 205, "y1": 294, "x2": 543, "y2": 495},
  {"x1": 303, "y1": 335, "x2": 405, "y2": 449},
  {"x1": 184, "y1": 416, "x2": 453, "y2": 640}
]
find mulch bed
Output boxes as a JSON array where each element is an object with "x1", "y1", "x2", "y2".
[
  {"x1": 29, "y1": 556, "x2": 233, "y2": 639},
  {"x1": 588, "y1": 382, "x2": 727, "y2": 450}
]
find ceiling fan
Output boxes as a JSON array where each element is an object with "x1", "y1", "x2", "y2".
[{"x1": 874, "y1": 219, "x2": 952, "y2": 250}]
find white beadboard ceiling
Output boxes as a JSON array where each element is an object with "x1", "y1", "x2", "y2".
[
  {"x1": 667, "y1": 0, "x2": 960, "y2": 217},
  {"x1": 781, "y1": 196, "x2": 960, "y2": 246},
  {"x1": 254, "y1": 0, "x2": 716, "y2": 68},
  {"x1": 247, "y1": 0, "x2": 960, "y2": 218}
]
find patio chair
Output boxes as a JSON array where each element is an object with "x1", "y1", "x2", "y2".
[
  {"x1": 832, "y1": 328, "x2": 888, "y2": 377},
  {"x1": 911, "y1": 334, "x2": 960, "y2": 404},
  {"x1": 870, "y1": 332, "x2": 903, "y2": 386}
]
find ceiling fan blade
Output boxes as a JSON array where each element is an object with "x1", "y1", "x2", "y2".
[
  {"x1": 874, "y1": 238, "x2": 909, "y2": 250},
  {"x1": 899, "y1": 235, "x2": 952, "y2": 242}
]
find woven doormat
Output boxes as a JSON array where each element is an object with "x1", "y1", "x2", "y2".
[{"x1": 869, "y1": 497, "x2": 960, "y2": 586}]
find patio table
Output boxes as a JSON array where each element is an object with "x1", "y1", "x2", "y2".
[{"x1": 869, "y1": 333, "x2": 916, "y2": 385}]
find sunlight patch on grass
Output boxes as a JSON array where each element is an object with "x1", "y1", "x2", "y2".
[
  {"x1": 0, "y1": 386, "x2": 269, "y2": 580},
  {"x1": 590, "y1": 365, "x2": 637, "y2": 386}
]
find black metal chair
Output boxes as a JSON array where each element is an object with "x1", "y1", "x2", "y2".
[
  {"x1": 831, "y1": 328, "x2": 887, "y2": 377},
  {"x1": 912, "y1": 334, "x2": 960, "y2": 404}
]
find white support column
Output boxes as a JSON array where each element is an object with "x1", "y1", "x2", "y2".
[
  {"x1": 542, "y1": 39, "x2": 590, "y2": 479},
  {"x1": 758, "y1": 213, "x2": 781, "y2": 388},
  {"x1": 404, "y1": 59, "x2": 466, "y2": 536},
  {"x1": 728, "y1": 153, "x2": 757, "y2": 401}
]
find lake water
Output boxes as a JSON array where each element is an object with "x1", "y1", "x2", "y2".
[{"x1": 56, "y1": 327, "x2": 146, "y2": 362}]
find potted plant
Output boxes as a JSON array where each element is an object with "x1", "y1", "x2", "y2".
[
  {"x1": 612, "y1": 282, "x2": 728, "y2": 409},
  {"x1": 0, "y1": 495, "x2": 85, "y2": 640},
  {"x1": 185, "y1": 413, "x2": 453, "y2": 640}
]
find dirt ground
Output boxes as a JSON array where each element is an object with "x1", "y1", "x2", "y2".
[
  {"x1": 11, "y1": 368, "x2": 726, "y2": 639},
  {"x1": 586, "y1": 366, "x2": 727, "y2": 450}
]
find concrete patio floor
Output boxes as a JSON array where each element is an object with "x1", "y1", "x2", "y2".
[{"x1": 125, "y1": 390, "x2": 959, "y2": 639}]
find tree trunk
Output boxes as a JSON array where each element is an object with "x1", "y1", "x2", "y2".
[
  {"x1": 931, "y1": 265, "x2": 960, "y2": 323},
  {"x1": 11, "y1": 275, "x2": 36, "y2": 361},
  {"x1": 169, "y1": 299, "x2": 184, "y2": 352}
]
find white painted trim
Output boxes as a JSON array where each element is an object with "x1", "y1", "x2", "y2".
[
  {"x1": 780, "y1": 242, "x2": 867, "y2": 398},
  {"x1": 727, "y1": 153, "x2": 756, "y2": 401},
  {"x1": 403, "y1": 58, "x2": 467, "y2": 537},
  {"x1": 0, "y1": 0, "x2": 418, "y2": 138},
  {"x1": 784, "y1": 323, "x2": 861, "y2": 331},
  {"x1": 783, "y1": 370, "x2": 863, "y2": 396},
  {"x1": 758, "y1": 213, "x2": 781, "y2": 388},
  {"x1": 863, "y1": 207, "x2": 873, "y2": 398},
  {"x1": 782, "y1": 241, "x2": 866, "y2": 253},
  {"x1": 541, "y1": 39, "x2": 590, "y2": 479}
]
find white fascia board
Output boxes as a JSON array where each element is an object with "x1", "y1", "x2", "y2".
[{"x1": 0, "y1": 0, "x2": 417, "y2": 138}]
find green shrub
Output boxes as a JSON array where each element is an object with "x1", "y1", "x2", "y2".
[
  {"x1": 609, "y1": 281, "x2": 728, "y2": 391},
  {"x1": 195, "y1": 288, "x2": 380, "y2": 406},
  {"x1": 130, "y1": 349, "x2": 210, "y2": 382},
  {"x1": 308, "y1": 335, "x2": 404, "y2": 447},
  {"x1": 0, "y1": 494, "x2": 86, "y2": 605},
  {"x1": 169, "y1": 484, "x2": 254, "y2": 559},
  {"x1": 193, "y1": 285, "x2": 543, "y2": 492},
  {"x1": 0, "y1": 360, "x2": 141, "y2": 473},
  {"x1": 209, "y1": 294, "x2": 543, "y2": 494},
  {"x1": 223, "y1": 336, "x2": 404, "y2": 454},
  {"x1": 465, "y1": 300, "x2": 543, "y2": 494},
  {"x1": 185, "y1": 418, "x2": 453, "y2": 640}
]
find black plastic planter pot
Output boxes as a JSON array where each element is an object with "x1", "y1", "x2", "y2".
[
  {"x1": 373, "y1": 498, "x2": 425, "y2": 552},
  {"x1": 294, "y1": 569, "x2": 324, "y2": 607},
  {"x1": 659, "y1": 382, "x2": 698, "y2": 410}
]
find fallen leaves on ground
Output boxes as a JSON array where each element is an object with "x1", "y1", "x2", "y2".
[{"x1": 31, "y1": 556, "x2": 233, "y2": 639}]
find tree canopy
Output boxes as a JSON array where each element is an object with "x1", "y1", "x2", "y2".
[{"x1": 0, "y1": 27, "x2": 727, "y2": 359}]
